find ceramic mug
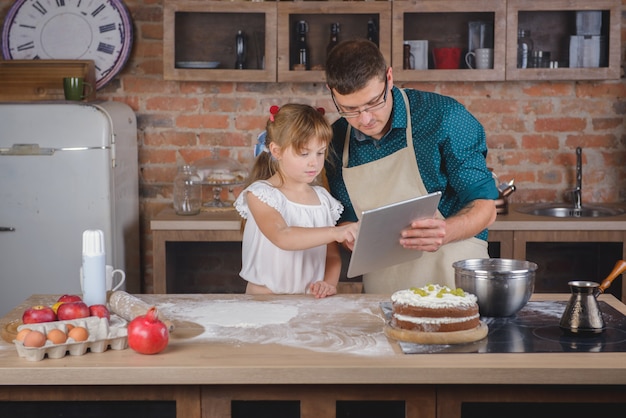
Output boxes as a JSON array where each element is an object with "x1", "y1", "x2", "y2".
[
  {"x1": 63, "y1": 77, "x2": 93, "y2": 101},
  {"x1": 465, "y1": 48, "x2": 494, "y2": 69},
  {"x1": 80, "y1": 265, "x2": 126, "y2": 292},
  {"x1": 432, "y1": 47, "x2": 461, "y2": 69}
]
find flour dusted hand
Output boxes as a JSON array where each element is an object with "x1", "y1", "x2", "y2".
[{"x1": 309, "y1": 281, "x2": 337, "y2": 299}]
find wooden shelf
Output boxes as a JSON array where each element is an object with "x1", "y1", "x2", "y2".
[
  {"x1": 506, "y1": 0, "x2": 621, "y2": 81},
  {"x1": 163, "y1": 1, "x2": 277, "y2": 82},
  {"x1": 392, "y1": 0, "x2": 506, "y2": 82},
  {"x1": 0, "y1": 60, "x2": 97, "y2": 102},
  {"x1": 276, "y1": 2, "x2": 391, "y2": 83},
  {"x1": 163, "y1": 0, "x2": 621, "y2": 83}
]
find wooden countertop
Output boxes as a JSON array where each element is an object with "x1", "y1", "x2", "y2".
[
  {"x1": 150, "y1": 207, "x2": 241, "y2": 231},
  {"x1": 492, "y1": 203, "x2": 626, "y2": 230},
  {"x1": 1, "y1": 293, "x2": 626, "y2": 387},
  {"x1": 151, "y1": 203, "x2": 626, "y2": 232}
]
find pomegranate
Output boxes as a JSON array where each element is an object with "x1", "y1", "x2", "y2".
[{"x1": 127, "y1": 306, "x2": 169, "y2": 355}]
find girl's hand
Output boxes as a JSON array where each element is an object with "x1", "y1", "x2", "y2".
[
  {"x1": 309, "y1": 281, "x2": 337, "y2": 299},
  {"x1": 335, "y1": 222, "x2": 359, "y2": 245}
]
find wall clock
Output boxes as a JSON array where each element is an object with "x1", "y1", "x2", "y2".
[{"x1": 2, "y1": 0, "x2": 133, "y2": 90}]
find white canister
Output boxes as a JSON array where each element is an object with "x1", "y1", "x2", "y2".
[{"x1": 81, "y1": 229, "x2": 107, "y2": 306}]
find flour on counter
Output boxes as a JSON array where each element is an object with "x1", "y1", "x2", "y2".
[
  {"x1": 151, "y1": 295, "x2": 394, "y2": 356},
  {"x1": 162, "y1": 300, "x2": 298, "y2": 328}
]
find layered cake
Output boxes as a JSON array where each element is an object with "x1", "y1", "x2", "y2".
[{"x1": 390, "y1": 284, "x2": 480, "y2": 333}]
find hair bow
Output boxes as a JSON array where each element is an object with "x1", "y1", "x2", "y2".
[
  {"x1": 254, "y1": 131, "x2": 268, "y2": 157},
  {"x1": 269, "y1": 105, "x2": 280, "y2": 122}
]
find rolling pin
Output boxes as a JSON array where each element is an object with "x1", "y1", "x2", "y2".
[{"x1": 108, "y1": 291, "x2": 175, "y2": 333}]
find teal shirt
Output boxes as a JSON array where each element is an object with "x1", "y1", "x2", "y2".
[{"x1": 325, "y1": 86, "x2": 498, "y2": 241}]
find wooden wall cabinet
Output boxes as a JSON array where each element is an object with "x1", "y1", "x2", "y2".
[
  {"x1": 506, "y1": 0, "x2": 621, "y2": 81},
  {"x1": 163, "y1": 1, "x2": 277, "y2": 82},
  {"x1": 163, "y1": 0, "x2": 621, "y2": 83},
  {"x1": 276, "y1": 2, "x2": 391, "y2": 83},
  {"x1": 392, "y1": 0, "x2": 506, "y2": 82}
]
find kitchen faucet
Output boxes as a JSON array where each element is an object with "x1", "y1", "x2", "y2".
[{"x1": 572, "y1": 147, "x2": 582, "y2": 209}]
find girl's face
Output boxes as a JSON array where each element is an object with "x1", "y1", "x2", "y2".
[{"x1": 271, "y1": 136, "x2": 327, "y2": 185}]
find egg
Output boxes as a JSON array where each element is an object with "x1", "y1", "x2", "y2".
[
  {"x1": 23, "y1": 330, "x2": 47, "y2": 348},
  {"x1": 15, "y1": 328, "x2": 32, "y2": 342},
  {"x1": 68, "y1": 326, "x2": 89, "y2": 342},
  {"x1": 47, "y1": 328, "x2": 67, "y2": 344},
  {"x1": 66, "y1": 324, "x2": 75, "y2": 332}
]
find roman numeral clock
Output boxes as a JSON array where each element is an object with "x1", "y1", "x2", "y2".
[{"x1": 2, "y1": 0, "x2": 133, "y2": 89}]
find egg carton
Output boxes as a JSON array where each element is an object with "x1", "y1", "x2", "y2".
[{"x1": 13, "y1": 315, "x2": 128, "y2": 362}]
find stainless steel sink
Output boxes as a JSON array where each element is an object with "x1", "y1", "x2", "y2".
[
  {"x1": 516, "y1": 203, "x2": 625, "y2": 218},
  {"x1": 516, "y1": 148, "x2": 625, "y2": 218}
]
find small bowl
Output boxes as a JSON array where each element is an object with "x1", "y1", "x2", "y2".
[{"x1": 453, "y1": 258, "x2": 537, "y2": 317}]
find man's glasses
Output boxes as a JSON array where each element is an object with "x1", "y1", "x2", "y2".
[{"x1": 331, "y1": 77, "x2": 388, "y2": 119}]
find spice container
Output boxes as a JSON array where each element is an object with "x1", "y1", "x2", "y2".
[
  {"x1": 530, "y1": 50, "x2": 550, "y2": 68},
  {"x1": 173, "y1": 165, "x2": 202, "y2": 215}
]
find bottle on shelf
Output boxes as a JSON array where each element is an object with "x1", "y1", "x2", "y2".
[
  {"x1": 293, "y1": 20, "x2": 310, "y2": 70},
  {"x1": 326, "y1": 22, "x2": 340, "y2": 57},
  {"x1": 173, "y1": 165, "x2": 202, "y2": 216},
  {"x1": 517, "y1": 29, "x2": 533, "y2": 69},
  {"x1": 235, "y1": 30, "x2": 246, "y2": 70},
  {"x1": 367, "y1": 18, "x2": 378, "y2": 47},
  {"x1": 403, "y1": 42, "x2": 413, "y2": 70}
]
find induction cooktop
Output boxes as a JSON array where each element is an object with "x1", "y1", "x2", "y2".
[{"x1": 380, "y1": 300, "x2": 626, "y2": 354}]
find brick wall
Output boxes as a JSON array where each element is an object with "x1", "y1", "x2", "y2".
[{"x1": 1, "y1": 0, "x2": 625, "y2": 292}]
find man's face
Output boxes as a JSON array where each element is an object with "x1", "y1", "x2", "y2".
[{"x1": 331, "y1": 69, "x2": 393, "y2": 140}]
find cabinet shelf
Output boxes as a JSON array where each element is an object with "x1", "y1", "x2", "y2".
[
  {"x1": 163, "y1": 1, "x2": 277, "y2": 82},
  {"x1": 163, "y1": 0, "x2": 621, "y2": 83},
  {"x1": 506, "y1": 0, "x2": 621, "y2": 81},
  {"x1": 393, "y1": 0, "x2": 506, "y2": 82},
  {"x1": 276, "y1": 2, "x2": 391, "y2": 84}
]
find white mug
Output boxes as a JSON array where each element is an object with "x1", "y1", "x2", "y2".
[
  {"x1": 80, "y1": 265, "x2": 126, "y2": 293},
  {"x1": 465, "y1": 48, "x2": 494, "y2": 69},
  {"x1": 405, "y1": 40, "x2": 429, "y2": 70}
]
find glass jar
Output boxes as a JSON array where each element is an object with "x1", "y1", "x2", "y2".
[
  {"x1": 173, "y1": 165, "x2": 202, "y2": 215},
  {"x1": 517, "y1": 29, "x2": 533, "y2": 69}
]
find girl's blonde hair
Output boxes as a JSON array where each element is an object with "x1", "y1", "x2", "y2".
[{"x1": 246, "y1": 103, "x2": 333, "y2": 187}]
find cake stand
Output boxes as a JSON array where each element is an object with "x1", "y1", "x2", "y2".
[{"x1": 194, "y1": 155, "x2": 249, "y2": 208}]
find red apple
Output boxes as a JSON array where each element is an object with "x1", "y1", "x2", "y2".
[
  {"x1": 57, "y1": 294, "x2": 82, "y2": 303},
  {"x1": 89, "y1": 304, "x2": 110, "y2": 320},
  {"x1": 22, "y1": 305, "x2": 57, "y2": 324},
  {"x1": 57, "y1": 301, "x2": 90, "y2": 320}
]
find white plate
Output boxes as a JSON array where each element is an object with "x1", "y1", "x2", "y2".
[{"x1": 176, "y1": 61, "x2": 220, "y2": 69}]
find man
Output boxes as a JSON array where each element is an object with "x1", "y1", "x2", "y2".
[{"x1": 324, "y1": 39, "x2": 498, "y2": 293}]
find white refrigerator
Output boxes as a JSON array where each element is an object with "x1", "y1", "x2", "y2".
[{"x1": 0, "y1": 101, "x2": 140, "y2": 317}]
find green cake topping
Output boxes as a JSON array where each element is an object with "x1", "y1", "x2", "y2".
[{"x1": 410, "y1": 284, "x2": 466, "y2": 298}]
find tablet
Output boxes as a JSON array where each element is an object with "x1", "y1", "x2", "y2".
[{"x1": 346, "y1": 191, "x2": 442, "y2": 278}]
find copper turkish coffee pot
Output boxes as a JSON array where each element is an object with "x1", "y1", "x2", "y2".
[{"x1": 559, "y1": 260, "x2": 626, "y2": 334}]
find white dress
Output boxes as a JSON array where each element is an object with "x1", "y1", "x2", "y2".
[{"x1": 234, "y1": 180, "x2": 343, "y2": 294}]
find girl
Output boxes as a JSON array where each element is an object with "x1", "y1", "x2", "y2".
[{"x1": 234, "y1": 104, "x2": 358, "y2": 298}]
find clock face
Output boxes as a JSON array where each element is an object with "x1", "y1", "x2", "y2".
[{"x1": 2, "y1": 0, "x2": 133, "y2": 89}]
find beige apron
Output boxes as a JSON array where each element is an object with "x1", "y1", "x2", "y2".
[{"x1": 342, "y1": 89, "x2": 488, "y2": 293}]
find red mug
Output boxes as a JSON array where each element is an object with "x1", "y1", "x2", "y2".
[{"x1": 432, "y1": 47, "x2": 462, "y2": 69}]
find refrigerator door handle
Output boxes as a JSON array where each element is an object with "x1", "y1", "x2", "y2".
[
  {"x1": 0, "y1": 227, "x2": 16, "y2": 232},
  {"x1": 0, "y1": 144, "x2": 111, "y2": 156}
]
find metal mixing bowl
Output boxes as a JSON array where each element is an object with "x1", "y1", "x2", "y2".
[{"x1": 453, "y1": 258, "x2": 537, "y2": 317}]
